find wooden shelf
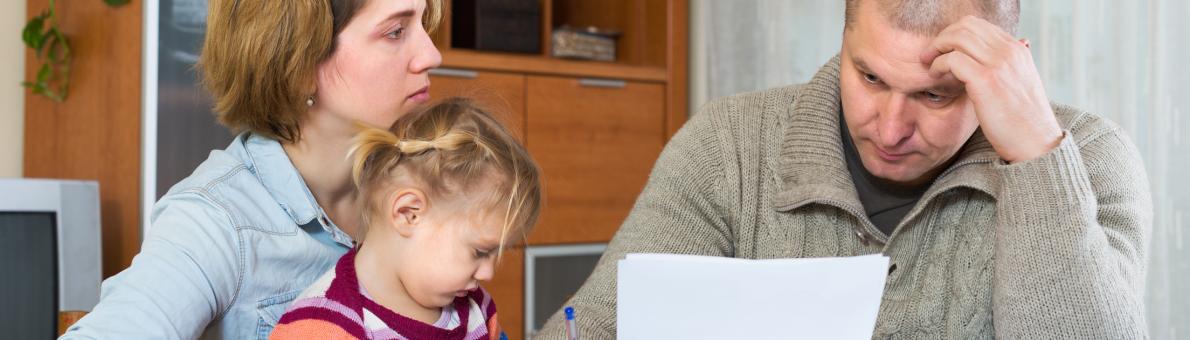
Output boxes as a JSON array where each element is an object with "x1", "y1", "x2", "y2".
[{"x1": 440, "y1": 49, "x2": 668, "y2": 82}]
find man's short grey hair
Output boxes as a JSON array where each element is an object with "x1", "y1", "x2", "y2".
[{"x1": 844, "y1": 0, "x2": 1020, "y2": 36}]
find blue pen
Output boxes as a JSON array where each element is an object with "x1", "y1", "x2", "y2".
[{"x1": 564, "y1": 306, "x2": 580, "y2": 340}]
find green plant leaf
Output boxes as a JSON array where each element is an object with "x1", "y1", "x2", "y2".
[
  {"x1": 22, "y1": 14, "x2": 46, "y2": 50},
  {"x1": 37, "y1": 31, "x2": 58, "y2": 58},
  {"x1": 19, "y1": 0, "x2": 107, "y2": 103},
  {"x1": 43, "y1": 29, "x2": 66, "y2": 60},
  {"x1": 37, "y1": 63, "x2": 52, "y2": 82}
]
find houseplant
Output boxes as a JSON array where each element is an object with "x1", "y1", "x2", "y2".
[{"x1": 23, "y1": 0, "x2": 130, "y2": 102}]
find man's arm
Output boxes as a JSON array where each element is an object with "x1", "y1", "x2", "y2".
[
  {"x1": 60, "y1": 193, "x2": 242, "y2": 340},
  {"x1": 535, "y1": 107, "x2": 736, "y2": 339},
  {"x1": 992, "y1": 121, "x2": 1151, "y2": 338},
  {"x1": 922, "y1": 16, "x2": 1152, "y2": 337}
]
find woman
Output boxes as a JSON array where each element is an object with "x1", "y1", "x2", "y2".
[{"x1": 60, "y1": 0, "x2": 443, "y2": 339}]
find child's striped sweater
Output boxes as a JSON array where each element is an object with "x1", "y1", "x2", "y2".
[{"x1": 270, "y1": 249, "x2": 500, "y2": 340}]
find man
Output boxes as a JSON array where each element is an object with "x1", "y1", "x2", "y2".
[{"x1": 539, "y1": 0, "x2": 1151, "y2": 338}]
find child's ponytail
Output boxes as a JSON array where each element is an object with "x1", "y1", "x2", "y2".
[
  {"x1": 348, "y1": 125, "x2": 404, "y2": 190},
  {"x1": 348, "y1": 97, "x2": 542, "y2": 256}
]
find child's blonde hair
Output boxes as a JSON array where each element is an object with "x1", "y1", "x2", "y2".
[{"x1": 349, "y1": 97, "x2": 542, "y2": 256}]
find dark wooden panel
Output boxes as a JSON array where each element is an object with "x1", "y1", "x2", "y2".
[
  {"x1": 24, "y1": 0, "x2": 143, "y2": 278},
  {"x1": 154, "y1": 0, "x2": 232, "y2": 199}
]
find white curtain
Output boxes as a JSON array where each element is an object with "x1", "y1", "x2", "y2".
[{"x1": 690, "y1": 1, "x2": 1190, "y2": 337}]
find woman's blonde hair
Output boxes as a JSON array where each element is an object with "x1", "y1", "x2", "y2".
[
  {"x1": 349, "y1": 98, "x2": 543, "y2": 256},
  {"x1": 198, "y1": 0, "x2": 443, "y2": 143}
]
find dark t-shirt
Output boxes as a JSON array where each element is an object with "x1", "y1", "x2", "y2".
[{"x1": 840, "y1": 120, "x2": 930, "y2": 237}]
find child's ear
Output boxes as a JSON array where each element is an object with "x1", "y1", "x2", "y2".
[{"x1": 388, "y1": 189, "x2": 428, "y2": 238}]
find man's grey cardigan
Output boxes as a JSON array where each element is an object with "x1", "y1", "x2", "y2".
[{"x1": 539, "y1": 56, "x2": 1152, "y2": 339}]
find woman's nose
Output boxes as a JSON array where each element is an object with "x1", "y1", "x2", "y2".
[{"x1": 409, "y1": 27, "x2": 443, "y2": 74}]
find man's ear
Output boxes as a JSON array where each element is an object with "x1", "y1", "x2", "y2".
[{"x1": 388, "y1": 189, "x2": 428, "y2": 238}]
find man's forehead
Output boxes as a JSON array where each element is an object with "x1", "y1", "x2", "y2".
[{"x1": 849, "y1": 50, "x2": 964, "y2": 95}]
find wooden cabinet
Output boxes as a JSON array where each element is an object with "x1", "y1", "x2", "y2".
[
  {"x1": 429, "y1": 1, "x2": 687, "y2": 338},
  {"x1": 526, "y1": 75, "x2": 665, "y2": 245}
]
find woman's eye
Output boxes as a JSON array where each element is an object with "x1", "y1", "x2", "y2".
[
  {"x1": 385, "y1": 27, "x2": 405, "y2": 40},
  {"x1": 863, "y1": 73, "x2": 881, "y2": 84}
]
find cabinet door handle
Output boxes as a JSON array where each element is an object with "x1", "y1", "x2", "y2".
[
  {"x1": 579, "y1": 78, "x2": 626, "y2": 89},
  {"x1": 429, "y1": 68, "x2": 479, "y2": 79}
]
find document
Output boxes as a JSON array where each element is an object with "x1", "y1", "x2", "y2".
[{"x1": 617, "y1": 253, "x2": 889, "y2": 340}]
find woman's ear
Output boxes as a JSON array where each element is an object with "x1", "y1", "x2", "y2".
[{"x1": 388, "y1": 189, "x2": 428, "y2": 238}]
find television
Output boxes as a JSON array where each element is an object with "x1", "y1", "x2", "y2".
[{"x1": 0, "y1": 179, "x2": 102, "y2": 338}]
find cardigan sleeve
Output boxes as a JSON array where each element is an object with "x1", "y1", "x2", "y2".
[{"x1": 991, "y1": 115, "x2": 1152, "y2": 338}]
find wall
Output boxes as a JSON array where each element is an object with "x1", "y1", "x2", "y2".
[{"x1": 0, "y1": 1, "x2": 25, "y2": 177}]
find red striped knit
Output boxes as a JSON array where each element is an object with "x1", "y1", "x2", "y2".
[{"x1": 271, "y1": 249, "x2": 500, "y2": 340}]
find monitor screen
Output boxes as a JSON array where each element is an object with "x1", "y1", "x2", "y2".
[
  {"x1": 525, "y1": 244, "x2": 607, "y2": 337},
  {"x1": 0, "y1": 212, "x2": 58, "y2": 339},
  {"x1": 532, "y1": 253, "x2": 602, "y2": 331}
]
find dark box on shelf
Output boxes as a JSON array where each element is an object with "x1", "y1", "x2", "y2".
[{"x1": 451, "y1": 0, "x2": 541, "y2": 54}]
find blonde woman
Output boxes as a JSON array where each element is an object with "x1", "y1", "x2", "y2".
[{"x1": 61, "y1": 0, "x2": 444, "y2": 339}]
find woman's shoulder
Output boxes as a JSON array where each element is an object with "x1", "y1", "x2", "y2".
[
  {"x1": 152, "y1": 133, "x2": 302, "y2": 235},
  {"x1": 158, "y1": 134, "x2": 257, "y2": 199}
]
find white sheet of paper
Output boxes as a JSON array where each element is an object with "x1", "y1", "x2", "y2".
[{"x1": 617, "y1": 253, "x2": 889, "y2": 340}]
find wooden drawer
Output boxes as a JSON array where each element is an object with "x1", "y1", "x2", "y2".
[
  {"x1": 526, "y1": 75, "x2": 666, "y2": 245},
  {"x1": 428, "y1": 68, "x2": 526, "y2": 141}
]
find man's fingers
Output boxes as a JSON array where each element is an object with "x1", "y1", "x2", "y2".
[
  {"x1": 928, "y1": 51, "x2": 981, "y2": 83},
  {"x1": 920, "y1": 16, "x2": 1016, "y2": 66},
  {"x1": 920, "y1": 30, "x2": 997, "y2": 66}
]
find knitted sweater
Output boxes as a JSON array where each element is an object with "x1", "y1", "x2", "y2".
[
  {"x1": 538, "y1": 56, "x2": 1152, "y2": 339},
  {"x1": 270, "y1": 249, "x2": 501, "y2": 340}
]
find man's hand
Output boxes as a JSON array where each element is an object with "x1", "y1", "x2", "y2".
[{"x1": 920, "y1": 16, "x2": 1063, "y2": 164}]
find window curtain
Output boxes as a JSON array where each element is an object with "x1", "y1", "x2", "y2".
[{"x1": 690, "y1": 1, "x2": 1190, "y2": 337}]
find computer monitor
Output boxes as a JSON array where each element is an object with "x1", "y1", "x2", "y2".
[
  {"x1": 0, "y1": 179, "x2": 102, "y2": 338},
  {"x1": 524, "y1": 243, "x2": 607, "y2": 339}
]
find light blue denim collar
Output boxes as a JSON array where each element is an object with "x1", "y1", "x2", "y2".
[{"x1": 237, "y1": 133, "x2": 355, "y2": 247}]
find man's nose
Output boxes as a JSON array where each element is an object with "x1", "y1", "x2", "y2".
[{"x1": 877, "y1": 93, "x2": 915, "y2": 148}]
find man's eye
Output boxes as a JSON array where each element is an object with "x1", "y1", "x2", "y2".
[
  {"x1": 924, "y1": 91, "x2": 945, "y2": 102},
  {"x1": 863, "y1": 73, "x2": 881, "y2": 84},
  {"x1": 923, "y1": 91, "x2": 954, "y2": 104}
]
